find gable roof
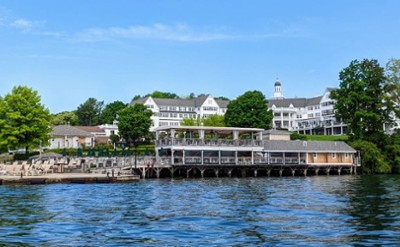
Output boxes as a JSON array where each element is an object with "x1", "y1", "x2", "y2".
[
  {"x1": 51, "y1": 125, "x2": 93, "y2": 137},
  {"x1": 76, "y1": 126, "x2": 105, "y2": 133},
  {"x1": 264, "y1": 140, "x2": 356, "y2": 153},
  {"x1": 268, "y1": 96, "x2": 322, "y2": 108},
  {"x1": 216, "y1": 99, "x2": 229, "y2": 108},
  {"x1": 131, "y1": 95, "x2": 230, "y2": 109}
]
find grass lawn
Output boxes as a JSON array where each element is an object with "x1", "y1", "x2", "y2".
[{"x1": 304, "y1": 135, "x2": 349, "y2": 141}]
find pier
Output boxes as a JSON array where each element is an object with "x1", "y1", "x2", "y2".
[{"x1": 0, "y1": 173, "x2": 139, "y2": 185}]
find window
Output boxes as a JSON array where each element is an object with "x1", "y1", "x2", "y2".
[
  {"x1": 332, "y1": 153, "x2": 336, "y2": 159},
  {"x1": 345, "y1": 153, "x2": 349, "y2": 159},
  {"x1": 308, "y1": 113, "x2": 314, "y2": 118},
  {"x1": 203, "y1": 106, "x2": 218, "y2": 111},
  {"x1": 313, "y1": 153, "x2": 318, "y2": 159}
]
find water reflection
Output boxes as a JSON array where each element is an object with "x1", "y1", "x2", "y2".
[{"x1": 0, "y1": 176, "x2": 399, "y2": 246}]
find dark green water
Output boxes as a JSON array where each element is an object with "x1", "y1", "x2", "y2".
[{"x1": 1, "y1": 175, "x2": 399, "y2": 246}]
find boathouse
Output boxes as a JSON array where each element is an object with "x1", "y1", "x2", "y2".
[{"x1": 153, "y1": 126, "x2": 357, "y2": 177}]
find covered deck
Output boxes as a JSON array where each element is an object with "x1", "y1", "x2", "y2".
[{"x1": 155, "y1": 126, "x2": 264, "y2": 165}]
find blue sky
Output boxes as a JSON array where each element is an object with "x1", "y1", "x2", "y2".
[{"x1": 1, "y1": 0, "x2": 399, "y2": 113}]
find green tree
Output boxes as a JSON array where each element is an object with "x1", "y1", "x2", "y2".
[
  {"x1": 203, "y1": 114, "x2": 225, "y2": 127},
  {"x1": 181, "y1": 116, "x2": 202, "y2": 126},
  {"x1": 331, "y1": 59, "x2": 394, "y2": 143},
  {"x1": 51, "y1": 111, "x2": 79, "y2": 126},
  {"x1": 214, "y1": 96, "x2": 230, "y2": 101},
  {"x1": 0, "y1": 86, "x2": 52, "y2": 153},
  {"x1": 117, "y1": 104, "x2": 153, "y2": 171},
  {"x1": 101, "y1": 101, "x2": 127, "y2": 124},
  {"x1": 224, "y1": 90, "x2": 273, "y2": 129},
  {"x1": 385, "y1": 58, "x2": 400, "y2": 119},
  {"x1": 145, "y1": 91, "x2": 179, "y2": 99},
  {"x1": 109, "y1": 134, "x2": 120, "y2": 149},
  {"x1": 76, "y1": 98, "x2": 104, "y2": 126},
  {"x1": 132, "y1": 95, "x2": 141, "y2": 101},
  {"x1": 350, "y1": 140, "x2": 391, "y2": 174}
]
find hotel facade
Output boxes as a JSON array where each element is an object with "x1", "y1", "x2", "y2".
[{"x1": 132, "y1": 81, "x2": 348, "y2": 135}]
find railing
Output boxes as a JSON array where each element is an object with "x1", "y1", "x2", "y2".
[{"x1": 156, "y1": 138, "x2": 263, "y2": 147}]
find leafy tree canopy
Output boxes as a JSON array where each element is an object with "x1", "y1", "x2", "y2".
[
  {"x1": 51, "y1": 111, "x2": 79, "y2": 126},
  {"x1": 203, "y1": 114, "x2": 225, "y2": 127},
  {"x1": 331, "y1": 59, "x2": 395, "y2": 143},
  {"x1": 224, "y1": 90, "x2": 273, "y2": 129},
  {"x1": 0, "y1": 86, "x2": 52, "y2": 153},
  {"x1": 181, "y1": 115, "x2": 225, "y2": 127},
  {"x1": 145, "y1": 91, "x2": 180, "y2": 99},
  {"x1": 214, "y1": 96, "x2": 230, "y2": 101},
  {"x1": 76, "y1": 97, "x2": 104, "y2": 126},
  {"x1": 181, "y1": 116, "x2": 202, "y2": 126},
  {"x1": 350, "y1": 140, "x2": 391, "y2": 174},
  {"x1": 385, "y1": 58, "x2": 400, "y2": 118},
  {"x1": 101, "y1": 101, "x2": 127, "y2": 124},
  {"x1": 117, "y1": 104, "x2": 153, "y2": 147}
]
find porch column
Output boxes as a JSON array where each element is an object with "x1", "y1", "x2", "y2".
[
  {"x1": 183, "y1": 149, "x2": 185, "y2": 165},
  {"x1": 233, "y1": 130, "x2": 239, "y2": 140},
  {"x1": 298, "y1": 152, "x2": 300, "y2": 164},
  {"x1": 306, "y1": 152, "x2": 309, "y2": 164},
  {"x1": 280, "y1": 112, "x2": 283, "y2": 128},
  {"x1": 156, "y1": 131, "x2": 160, "y2": 141},
  {"x1": 251, "y1": 150, "x2": 254, "y2": 164},
  {"x1": 218, "y1": 150, "x2": 221, "y2": 165},
  {"x1": 235, "y1": 151, "x2": 238, "y2": 164},
  {"x1": 283, "y1": 152, "x2": 286, "y2": 165},
  {"x1": 258, "y1": 131, "x2": 263, "y2": 141},
  {"x1": 171, "y1": 149, "x2": 174, "y2": 165},
  {"x1": 199, "y1": 130, "x2": 205, "y2": 140},
  {"x1": 201, "y1": 150, "x2": 204, "y2": 165}
]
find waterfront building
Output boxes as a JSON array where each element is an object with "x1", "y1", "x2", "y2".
[
  {"x1": 49, "y1": 125, "x2": 94, "y2": 149},
  {"x1": 152, "y1": 126, "x2": 357, "y2": 177},
  {"x1": 131, "y1": 95, "x2": 229, "y2": 131}
]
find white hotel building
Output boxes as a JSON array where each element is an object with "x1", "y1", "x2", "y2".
[
  {"x1": 132, "y1": 95, "x2": 229, "y2": 131},
  {"x1": 268, "y1": 80, "x2": 347, "y2": 135},
  {"x1": 131, "y1": 82, "x2": 348, "y2": 135}
]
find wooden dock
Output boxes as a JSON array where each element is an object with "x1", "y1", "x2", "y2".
[{"x1": 0, "y1": 173, "x2": 140, "y2": 185}]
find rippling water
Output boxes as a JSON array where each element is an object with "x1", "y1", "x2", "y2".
[{"x1": 1, "y1": 175, "x2": 400, "y2": 246}]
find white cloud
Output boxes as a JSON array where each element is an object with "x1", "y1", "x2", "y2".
[
  {"x1": 11, "y1": 18, "x2": 35, "y2": 30},
  {"x1": 74, "y1": 23, "x2": 233, "y2": 42}
]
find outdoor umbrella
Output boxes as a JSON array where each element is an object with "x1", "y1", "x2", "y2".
[{"x1": 77, "y1": 148, "x2": 83, "y2": 157}]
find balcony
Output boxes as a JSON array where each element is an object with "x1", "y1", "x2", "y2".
[{"x1": 156, "y1": 138, "x2": 264, "y2": 147}]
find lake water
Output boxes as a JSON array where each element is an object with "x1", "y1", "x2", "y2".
[{"x1": 1, "y1": 175, "x2": 400, "y2": 246}]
